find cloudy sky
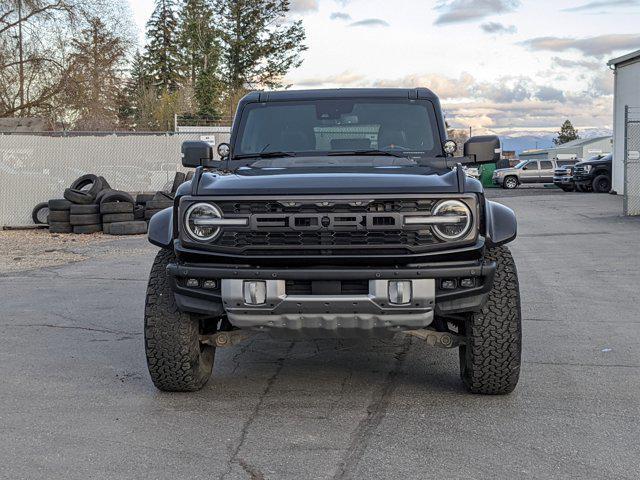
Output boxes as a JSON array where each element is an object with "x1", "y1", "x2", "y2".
[{"x1": 129, "y1": 0, "x2": 640, "y2": 134}]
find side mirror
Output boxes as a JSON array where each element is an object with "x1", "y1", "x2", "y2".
[
  {"x1": 522, "y1": 165, "x2": 528, "y2": 170},
  {"x1": 463, "y1": 135, "x2": 501, "y2": 164},
  {"x1": 181, "y1": 141, "x2": 215, "y2": 168}
]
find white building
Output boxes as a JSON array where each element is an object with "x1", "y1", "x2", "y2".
[
  {"x1": 519, "y1": 136, "x2": 612, "y2": 162},
  {"x1": 608, "y1": 50, "x2": 640, "y2": 195}
]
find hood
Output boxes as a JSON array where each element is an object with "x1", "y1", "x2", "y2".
[
  {"x1": 493, "y1": 167, "x2": 517, "y2": 174},
  {"x1": 576, "y1": 154, "x2": 612, "y2": 166},
  {"x1": 185, "y1": 166, "x2": 484, "y2": 196}
]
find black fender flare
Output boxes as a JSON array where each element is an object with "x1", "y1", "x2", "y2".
[
  {"x1": 148, "y1": 207, "x2": 174, "y2": 249},
  {"x1": 484, "y1": 199, "x2": 517, "y2": 247}
]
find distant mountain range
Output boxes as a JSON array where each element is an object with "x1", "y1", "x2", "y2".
[{"x1": 497, "y1": 128, "x2": 613, "y2": 155}]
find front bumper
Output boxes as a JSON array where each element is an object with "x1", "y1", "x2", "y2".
[
  {"x1": 553, "y1": 176, "x2": 573, "y2": 185},
  {"x1": 167, "y1": 260, "x2": 496, "y2": 334}
]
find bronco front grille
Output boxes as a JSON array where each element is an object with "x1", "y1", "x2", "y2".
[{"x1": 179, "y1": 195, "x2": 478, "y2": 256}]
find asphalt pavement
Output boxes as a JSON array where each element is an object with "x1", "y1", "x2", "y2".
[{"x1": 1, "y1": 187, "x2": 639, "y2": 480}]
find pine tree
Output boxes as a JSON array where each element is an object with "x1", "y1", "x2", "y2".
[
  {"x1": 145, "y1": 0, "x2": 182, "y2": 92},
  {"x1": 554, "y1": 120, "x2": 580, "y2": 145},
  {"x1": 118, "y1": 51, "x2": 152, "y2": 129},
  {"x1": 177, "y1": 0, "x2": 221, "y2": 117},
  {"x1": 66, "y1": 17, "x2": 127, "y2": 130},
  {"x1": 215, "y1": 0, "x2": 307, "y2": 92}
]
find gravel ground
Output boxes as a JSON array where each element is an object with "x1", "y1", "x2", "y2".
[
  {"x1": 1, "y1": 189, "x2": 639, "y2": 480},
  {"x1": 0, "y1": 230, "x2": 147, "y2": 274}
]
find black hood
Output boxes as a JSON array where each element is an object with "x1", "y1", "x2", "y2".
[
  {"x1": 183, "y1": 166, "x2": 483, "y2": 196},
  {"x1": 576, "y1": 154, "x2": 612, "y2": 166}
]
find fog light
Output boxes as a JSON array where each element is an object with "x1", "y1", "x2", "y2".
[
  {"x1": 244, "y1": 281, "x2": 267, "y2": 305},
  {"x1": 186, "y1": 278, "x2": 199, "y2": 288},
  {"x1": 388, "y1": 281, "x2": 412, "y2": 305},
  {"x1": 441, "y1": 279, "x2": 457, "y2": 290},
  {"x1": 460, "y1": 278, "x2": 475, "y2": 288},
  {"x1": 203, "y1": 280, "x2": 218, "y2": 290}
]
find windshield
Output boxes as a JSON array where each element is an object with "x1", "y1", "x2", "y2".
[
  {"x1": 514, "y1": 160, "x2": 528, "y2": 168},
  {"x1": 234, "y1": 99, "x2": 442, "y2": 159}
]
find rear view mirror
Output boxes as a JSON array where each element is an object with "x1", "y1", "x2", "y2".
[
  {"x1": 182, "y1": 141, "x2": 215, "y2": 168},
  {"x1": 463, "y1": 135, "x2": 501, "y2": 164}
]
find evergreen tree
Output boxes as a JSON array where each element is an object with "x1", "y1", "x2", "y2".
[
  {"x1": 177, "y1": 0, "x2": 221, "y2": 117},
  {"x1": 145, "y1": 0, "x2": 182, "y2": 92},
  {"x1": 66, "y1": 17, "x2": 127, "y2": 130},
  {"x1": 215, "y1": 0, "x2": 307, "y2": 92},
  {"x1": 553, "y1": 120, "x2": 580, "y2": 145},
  {"x1": 118, "y1": 51, "x2": 152, "y2": 129}
]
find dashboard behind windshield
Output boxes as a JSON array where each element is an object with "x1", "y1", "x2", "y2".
[{"x1": 234, "y1": 99, "x2": 442, "y2": 158}]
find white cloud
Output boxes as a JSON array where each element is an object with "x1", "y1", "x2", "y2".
[
  {"x1": 562, "y1": 0, "x2": 640, "y2": 12},
  {"x1": 349, "y1": 18, "x2": 390, "y2": 27},
  {"x1": 290, "y1": 0, "x2": 319, "y2": 13},
  {"x1": 330, "y1": 12, "x2": 352, "y2": 21},
  {"x1": 434, "y1": 0, "x2": 520, "y2": 25},
  {"x1": 480, "y1": 22, "x2": 517, "y2": 34},
  {"x1": 521, "y1": 34, "x2": 640, "y2": 57}
]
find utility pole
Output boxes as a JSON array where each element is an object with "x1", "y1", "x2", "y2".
[
  {"x1": 469, "y1": 126, "x2": 472, "y2": 138},
  {"x1": 17, "y1": 0, "x2": 25, "y2": 114}
]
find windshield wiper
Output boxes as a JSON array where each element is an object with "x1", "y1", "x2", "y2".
[
  {"x1": 328, "y1": 149, "x2": 405, "y2": 158},
  {"x1": 234, "y1": 151, "x2": 297, "y2": 160}
]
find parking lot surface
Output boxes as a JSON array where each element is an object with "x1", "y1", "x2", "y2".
[{"x1": 1, "y1": 188, "x2": 639, "y2": 480}]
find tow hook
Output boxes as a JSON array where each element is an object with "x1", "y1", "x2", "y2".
[
  {"x1": 200, "y1": 330, "x2": 253, "y2": 348},
  {"x1": 403, "y1": 329, "x2": 464, "y2": 348}
]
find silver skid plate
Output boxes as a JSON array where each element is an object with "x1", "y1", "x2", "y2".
[{"x1": 221, "y1": 279, "x2": 435, "y2": 331}]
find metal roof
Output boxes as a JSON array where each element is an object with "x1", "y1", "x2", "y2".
[
  {"x1": 608, "y1": 49, "x2": 640, "y2": 67},
  {"x1": 554, "y1": 136, "x2": 611, "y2": 149}
]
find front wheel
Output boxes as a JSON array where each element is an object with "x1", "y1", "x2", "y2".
[
  {"x1": 503, "y1": 176, "x2": 518, "y2": 189},
  {"x1": 592, "y1": 174, "x2": 611, "y2": 193},
  {"x1": 144, "y1": 249, "x2": 215, "y2": 391},
  {"x1": 459, "y1": 246, "x2": 522, "y2": 394}
]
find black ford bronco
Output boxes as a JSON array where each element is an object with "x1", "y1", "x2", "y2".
[{"x1": 145, "y1": 88, "x2": 521, "y2": 395}]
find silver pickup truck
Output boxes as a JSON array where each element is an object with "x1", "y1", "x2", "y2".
[{"x1": 493, "y1": 159, "x2": 577, "y2": 189}]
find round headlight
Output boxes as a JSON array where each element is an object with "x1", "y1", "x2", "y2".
[
  {"x1": 443, "y1": 140, "x2": 458, "y2": 156},
  {"x1": 431, "y1": 200, "x2": 472, "y2": 241},
  {"x1": 185, "y1": 203, "x2": 223, "y2": 241}
]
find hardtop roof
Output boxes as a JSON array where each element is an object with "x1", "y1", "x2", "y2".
[{"x1": 243, "y1": 88, "x2": 439, "y2": 102}]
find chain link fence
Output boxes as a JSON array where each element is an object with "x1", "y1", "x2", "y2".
[
  {"x1": 0, "y1": 130, "x2": 230, "y2": 227},
  {"x1": 624, "y1": 107, "x2": 640, "y2": 216}
]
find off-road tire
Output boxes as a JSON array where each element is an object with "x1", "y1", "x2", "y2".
[
  {"x1": 70, "y1": 204, "x2": 100, "y2": 215},
  {"x1": 136, "y1": 193, "x2": 155, "y2": 204},
  {"x1": 171, "y1": 171, "x2": 187, "y2": 193},
  {"x1": 64, "y1": 188, "x2": 95, "y2": 205},
  {"x1": 70, "y1": 213, "x2": 101, "y2": 226},
  {"x1": 48, "y1": 210, "x2": 70, "y2": 223},
  {"x1": 101, "y1": 201, "x2": 133, "y2": 214},
  {"x1": 592, "y1": 174, "x2": 611, "y2": 193},
  {"x1": 49, "y1": 222, "x2": 73, "y2": 233},
  {"x1": 32, "y1": 202, "x2": 49, "y2": 224},
  {"x1": 146, "y1": 199, "x2": 173, "y2": 210},
  {"x1": 134, "y1": 205, "x2": 145, "y2": 219},
  {"x1": 73, "y1": 224, "x2": 102, "y2": 234},
  {"x1": 98, "y1": 190, "x2": 134, "y2": 205},
  {"x1": 144, "y1": 249, "x2": 215, "y2": 391},
  {"x1": 503, "y1": 176, "x2": 518, "y2": 189},
  {"x1": 102, "y1": 213, "x2": 134, "y2": 223},
  {"x1": 459, "y1": 246, "x2": 521, "y2": 395},
  {"x1": 48, "y1": 199, "x2": 72, "y2": 210},
  {"x1": 107, "y1": 221, "x2": 147, "y2": 235}
]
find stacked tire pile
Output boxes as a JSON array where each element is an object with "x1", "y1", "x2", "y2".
[
  {"x1": 143, "y1": 192, "x2": 174, "y2": 221},
  {"x1": 100, "y1": 190, "x2": 147, "y2": 236}
]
